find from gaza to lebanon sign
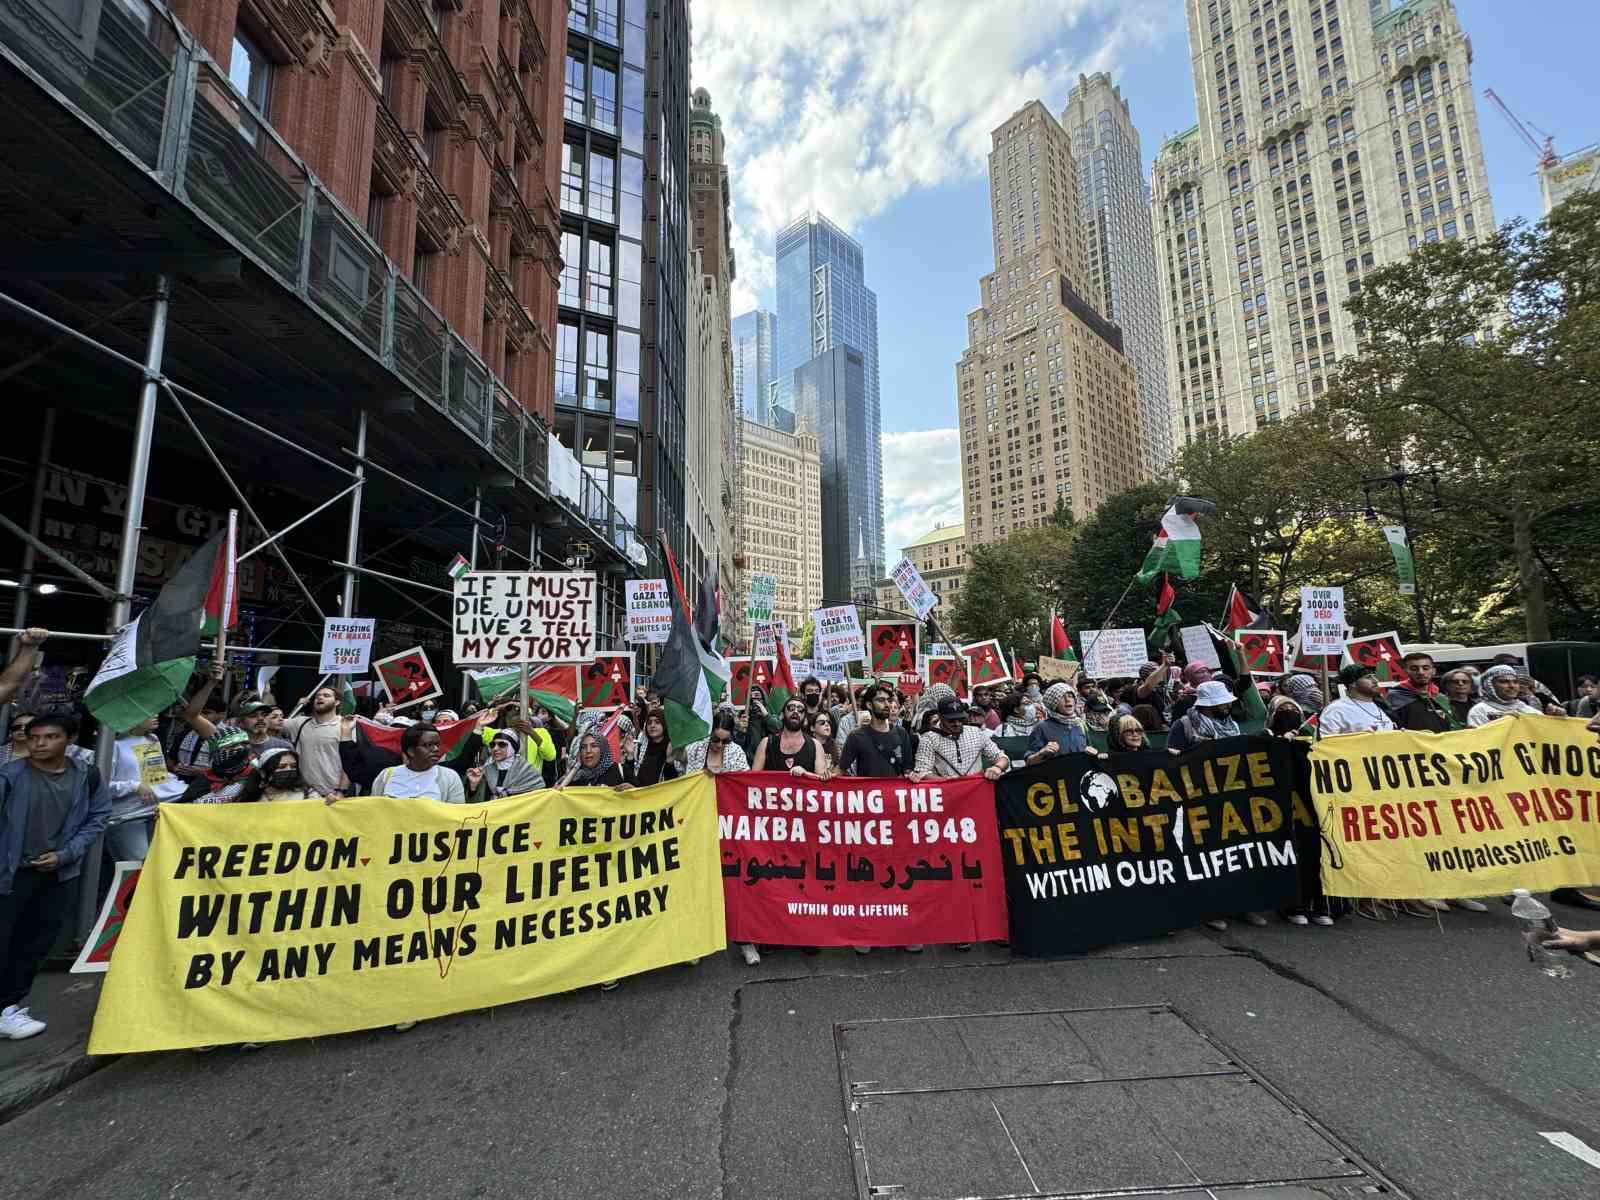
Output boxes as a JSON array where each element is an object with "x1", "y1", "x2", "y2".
[
  {"x1": 715, "y1": 772, "x2": 1007, "y2": 947},
  {"x1": 624, "y1": 579, "x2": 671, "y2": 645},
  {"x1": 88, "y1": 776, "x2": 724, "y2": 1053},
  {"x1": 811, "y1": 604, "x2": 865, "y2": 666},
  {"x1": 452, "y1": 571, "x2": 597, "y2": 664},
  {"x1": 995, "y1": 738, "x2": 1317, "y2": 956},
  {"x1": 1309, "y1": 714, "x2": 1600, "y2": 899}
]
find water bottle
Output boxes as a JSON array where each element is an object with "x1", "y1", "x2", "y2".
[{"x1": 1510, "y1": 889, "x2": 1570, "y2": 979}]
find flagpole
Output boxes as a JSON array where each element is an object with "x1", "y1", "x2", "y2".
[
  {"x1": 519, "y1": 662, "x2": 530, "y2": 723},
  {"x1": 215, "y1": 509, "x2": 238, "y2": 674}
]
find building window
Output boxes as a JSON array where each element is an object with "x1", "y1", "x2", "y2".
[
  {"x1": 588, "y1": 148, "x2": 615, "y2": 221},
  {"x1": 556, "y1": 320, "x2": 579, "y2": 406},
  {"x1": 229, "y1": 28, "x2": 273, "y2": 117},
  {"x1": 559, "y1": 230, "x2": 581, "y2": 307}
]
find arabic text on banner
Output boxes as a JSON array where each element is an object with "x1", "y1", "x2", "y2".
[
  {"x1": 89, "y1": 776, "x2": 725, "y2": 1053},
  {"x1": 995, "y1": 738, "x2": 1316, "y2": 956},
  {"x1": 715, "y1": 772, "x2": 1007, "y2": 947},
  {"x1": 1310, "y1": 714, "x2": 1600, "y2": 898}
]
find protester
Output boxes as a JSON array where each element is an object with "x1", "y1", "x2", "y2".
[
  {"x1": 1387, "y1": 652, "x2": 1455, "y2": 732},
  {"x1": 568, "y1": 731, "x2": 624, "y2": 787},
  {"x1": 465, "y1": 730, "x2": 543, "y2": 801},
  {"x1": 1167, "y1": 680, "x2": 1243, "y2": 753},
  {"x1": 1278, "y1": 673, "x2": 1325, "y2": 717},
  {"x1": 1567, "y1": 675, "x2": 1599, "y2": 718},
  {"x1": 478, "y1": 704, "x2": 557, "y2": 784},
  {"x1": 107, "y1": 715, "x2": 187, "y2": 859},
  {"x1": 1130, "y1": 703, "x2": 1168, "y2": 733},
  {"x1": 1467, "y1": 665, "x2": 1542, "y2": 726},
  {"x1": 1024, "y1": 684, "x2": 1091, "y2": 765},
  {"x1": 1265, "y1": 695, "x2": 1308, "y2": 738},
  {"x1": 178, "y1": 728, "x2": 262, "y2": 803},
  {"x1": 2, "y1": 709, "x2": 93, "y2": 769},
  {"x1": 1318, "y1": 665, "x2": 1396, "y2": 735},
  {"x1": 234, "y1": 747, "x2": 323, "y2": 802},
  {"x1": 264, "y1": 707, "x2": 286, "y2": 739},
  {"x1": 182, "y1": 663, "x2": 292, "y2": 755},
  {"x1": 1106, "y1": 713, "x2": 1148, "y2": 753},
  {"x1": 754, "y1": 698, "x2": 831, "y2": 779},
  {"x1": 799, "y1": 676, "x2": 824, "y2": 713},
  {"x1": 911, "y1": 697, "x2": 1009, "y2": 781},
  {"x1": 809, "y1": 710, "x2": 841, "y2": 774},
  {"x1": 995, "y1": 692, "x2": 1036, "y2": 738},
  {"x1": 1076, "y1": 676, "x2": 1113, "y2": 732},
  {"x1": 0, "y1": 629, "x2": 49, "y2": 711},
  {"x1": 1439, "y1": 669, "x2": 1477, "y2": 726},
  {"x1": 365, "y1": 724, "x2": 465, "y2": 803},
  {"x1": 1516, "y1": 674, "x2": 1566, "y2": 716},
  {"x1": 1170, "y1": 661, "x2": 1214, "y2": 723},
  {"x1": 171, "y1": 689, "x2": 228, "y2": 779},
  {"x1": 279, "y1": 685, "x2": 349, "y2": 798},
  {"x1": 0, "y1": 713, "x2": 111, "y2": 1040},
  {"x1": 625, "y1": 708, "x2": 679, "y2": 786},
  {"x1": 840, "y1": 684, "x2": 916, "y2": 778},
  {"x1": 685, "y1": 711, "x2": 750, "y2": 774}
]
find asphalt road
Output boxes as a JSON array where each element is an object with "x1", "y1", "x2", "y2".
[{"x1": 4, "y1": 904, "x2": 1599, "y2": 1199}]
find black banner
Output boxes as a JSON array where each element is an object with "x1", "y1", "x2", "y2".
[{"x1": 995, "y1": 736, "x2": 1319, "y2": 956}]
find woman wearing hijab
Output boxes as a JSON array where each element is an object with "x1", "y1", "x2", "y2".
[
  {"x1": 466, "y1": 730, "x2": 544, "y2": 801},
  {"x1": 568, "y1": 731, "x2": 624, "y2": 788},
  {"x1": 626, "y1": 707, "x2": 679, "y2": 786},
  {"x1": 236, "y1": 747, "x2": 324, "y2": 802},
  {"x1": 1468, "y1": 665, "x2": 1542, "y2": 726},
  {"x1": 1265, "y1": 694, "x2": 1309, "y2": 738},
  {"x1": 1278, "y1": 673, "x2": 1325, "y2": 716}
]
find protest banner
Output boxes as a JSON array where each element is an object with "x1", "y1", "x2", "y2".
[
  {"x1": 890, "y1": 556, "x2": 937, "y2": 620},
  {"x1": 959, "y1": 640, "x2": 1010, "y2": 686},
  {"x1": 746, "y1": 573, "x2": 778, "y2": 624},
  {"x1": 72, "y1": 860, "x2": 142, "y2": 973},
  {"x1": 867, "y1": 621, "x2": 918, "y2": 674},
  {"x1": 811, "y1": 661, "x2": 844, "y2": 683},
  {"x1": 728, "y1": 658, "x2": 775, "y2": 706},
  {"x1": 1238, "y1": 630, "x2": 1288, "y2": 678},
  {"x1": 88, "y1": 776, "x2": 725, "y2": 1053},
  {"x1": 1297, "y1": 587, "x2": 1346, "y2": 656},
  {"x1": 1309, "y1": 715, "x2": 1600, "y2": 899},
  {"x1": 1381, "y1": 528, "x2": 1417, "y2": 595},
  {"x1": 925, "y1": 656, "x2": 968, "y2": 698},
  {"x1": 995, "y1": 739, "x2": 1316, "y2": 956},
  {"x1": 581, "y1": 653, "x2": 634, "y2": 711},
  {"x1": 715, "y1": 772, "x2": 1007, "y2": 947},
  {"x1": 1344, "y1": 631, "x2": 1405, "y2": 688},
  {"x1": 1180, "y1": 625, "x2": 1222, "y2": 671},
  {"x1": 373, "y1": 646, "x2": 442, "y2": 708},
  {"x1": 319, "y1": 618, "x2": 376, "y2": 675},
  {"x1": 625, "y1": 579, "x2": 672, "y2": 645},
  {"x1": 811, "y1": 605, "x2": 866, "y2": 666},
  {"x1": 1078, "y1": 628, "x2": 1148, "y2": 679},
  {"x1": 1036, "y1": 655, "x2": 1080, "y2": 685},
  {"x1": 452, "y1": 571, "x2": 598, "y2": 664}
]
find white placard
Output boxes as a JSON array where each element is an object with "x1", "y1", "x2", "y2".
[
  {"x1": 452, "y1": 571, "x2": 597, "y2": 664},
  {"x1": 625, "y1": 579, "x2": 672, "y2": 644},
  {"x1": 1179, "y1": 624, "x2": 1221, "y2": 671},
  {"x1": 318, "y1": 617, "x2": 375, "y2": 675},
  {"x1": 890, "y1": 556, "x2": 937, "y2": 620},
  {"x1": 1077, "y1": 628, "x2": 1148, "y2": 679},
  {"x1": 753, "y1": 619, "x2": 788, "y2": 660},
  {"x1": 811, "y1": 604, "x2": 866, "y2": 666},
  {"x1": 746, "y1": 573, "x2": 778, "y2": 623},
  {"x1": 1297, "y1": 586, "x2": 1346, "y2": 656}
]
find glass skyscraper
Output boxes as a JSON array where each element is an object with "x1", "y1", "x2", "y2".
[
  {"x1": 731, "y1": 308, "x2": 776, "y2": 424},
  {"x1": 772, "y1": 212, "x2": 885, "y2": 587}
]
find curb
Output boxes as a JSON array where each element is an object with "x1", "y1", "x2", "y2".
[{"x1": 0, "y1": 1046, "x2": 116, "y2": 1127}]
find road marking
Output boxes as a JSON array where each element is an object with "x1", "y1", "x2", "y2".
[{"x1": 1540, "y1": 1132, "x2": 1600, "y2": 1171}]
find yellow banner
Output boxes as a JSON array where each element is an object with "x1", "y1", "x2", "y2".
[
  {"x1": 89, "y1": 775, "x2": 724, "y2": 1053},
  {"x1": 1310, "y1": 715, "x2": 1600, "y2": 898}
]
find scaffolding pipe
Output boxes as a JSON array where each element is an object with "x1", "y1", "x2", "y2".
[
  {"x1": 238, "y1": 479, "x2": 364, "y2": 562},
  {"x1": 341, "y1": 411, "x2": 367, "y2": 616},
  {"x1": 462, "y1": 486, "x2": 480, "y2": 704},
  {"x1": 330, "y1": 560, "x2": 453, "y2": 598},
  {"x1": 10, "y1": 408, "x2": 55, "y2": 649},
  {"x1": 0, "y1": 510, "x2": 118, "y2": 601},
  {"x1": 339, "y1": 448, "x2": 494, "y2": 531}
]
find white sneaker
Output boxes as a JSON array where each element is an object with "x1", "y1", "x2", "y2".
[
  {"x1": 0, "y1": 1005, "x2": 46, "y2": 1040},
  {"x1": 1420, "y1": 898, "x2": 1450, "y2": 911},
  {"x1": 1204, "y1": 919, "x2": 1228, "y2": 931},
  {"x1": 1284, "y1": 912, "x2": 1310, "y2": 926},
  {"x1": 393, "y1": 1021, "x2": 417, "y2": 1032},
  {"x1": 1451, "y1": 898, "x2": 1489, "y2": 912},
  {"x1": 1311, "y1": 913, "x2": 1335, "y2": 927},
  {"x1": 739, "y1": 944, "x2": 761, "y2": 966}
]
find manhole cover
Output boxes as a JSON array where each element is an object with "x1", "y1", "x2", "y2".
[{"x1": 834, "y1": 1004, "x2": 1406, "y2": 1200}]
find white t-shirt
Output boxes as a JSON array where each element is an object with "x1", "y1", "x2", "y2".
[
  {"x1": 1319, "y1": 696, "x2": 1395, "y2": 735},
  {"x1": 374, "y1": 764, "x2": 465, "y2": 804}
]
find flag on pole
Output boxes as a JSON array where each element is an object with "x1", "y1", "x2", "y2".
[
  {"x1": 1149, "y1": 607, "x2": 1182, "y2": 651},
  {"x1": 768, "y1": 634, "x2": 799, "y2": 711},
  {"x1": 1011, "y1": 650, "x2": 1025, "y2": 680},
  {"x1": 1222, "y1": 585, "x2": 1269, "y2": 634},
  {"x1": 1156, "y1": 573, "x2": 1176, "y2": 616},
  {"x1": 1135, "y1": 497, "x2": 1214, "y2": 584},
  {"x1": 446, "y1": 553, "x2": 470, "y2": 581},
  {"x1": 85, "y1": 529, "x2": 238, "y2": 732},
  {"x1": 468, "y1": 665, "x2": 578, "y2": 724},
  {"x1": 1049, "y1": 611, "x2": 1075, "y2": 661},
  {"x1": 694, "y1": 557, "x2": 731, "y2": 702},
  {"x1": 654, "y1": 533, "x2": 715, "y2": 745}
]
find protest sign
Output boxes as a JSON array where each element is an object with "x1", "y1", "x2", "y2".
[
  {"x1": 867, "y1": 621, "x2": 918, "y2": 674},
  {"x1": 1078, "y1": 628, "x2": 1148, "y2": 679},
  {"x1": 72, "y1": 861, "x2": 141, "y2": 973},
  {"x1": 88, "y1": 776, "x2": 725, "y2": 1052},
  {"x1": 452, "y1": 571, "x2": 597, "y2": 664},
  {"x1": 752, "y1": 619, "x2": 789, "y2": 660},
  {"x1": 1344, "y1": 631, "x2": 1405, "y2": 688},
  {"x1": 1037, "y1": 656, "x2": 1080, "y2": 685},
  {"x1": 373, "y1": 646, "x2": 442, "y2": 708},
  {"x1": 1297, "y1": 587, "x2": 1346, "y2": 656},
  {"x1": 1180, "y1": 625, "x2": 1222, "y2": 671},
  {"x1": 959, "y1": 639, "x2": 1010, "y2": 686},
  {"x1": 746, "y1": 573, "x2": 778, "y2": 624},
  {"x1": 995, "y1": 739, "x2": 1315, "y2": 956},
  {"x1": 728, "y1": 658, "x2": 775, "y2": 706},
  {"x1": 812, "y1": 605, "x2": 866, "y2": 666},
  {"x1": 1309, "y1": 715, "x2": 1600, "y2": 899},
  {"x1": 715, "y1": 773, "x2": 1007, "y2": 947},
  {"x1": 810, "y1": 661, "x2": 844, "y2": 683},
  {"x1": 625, "y1": 579, "x2": 672, "y2": 644},
  {"x1": 1238, "y1": 630, "x2": 1288, "y2": 678},
  {"x1": 890, "y1": 556, "x2": 937, "y2": 620},
  {"x1": 581, "y1": 653, "x2": 634, "y2": 711},
  {"x1": 924, "y1": 656, "x2": 968, "y2": 698},
  {"x1": 319, "y1": 618, "x2": 376, "y2": 675},
  {"x1": 1288, "y1": 633, "x2": 1340, "y2": 673}
]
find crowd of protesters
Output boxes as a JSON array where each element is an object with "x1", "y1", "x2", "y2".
[{"x1": 3, "y1": 625, "x2": 1598, "y2": 1041}]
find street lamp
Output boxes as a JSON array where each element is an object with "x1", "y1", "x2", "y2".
[{"x1": 1359, "y1": 464, "x2": 1441, "y2": 642}]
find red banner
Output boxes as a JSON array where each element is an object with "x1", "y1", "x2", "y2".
[{"x1": 715, "y1": 772, "x2": 1008, "y2": 947}]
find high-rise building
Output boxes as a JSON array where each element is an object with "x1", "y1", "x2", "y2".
[
  {"x1": 559, "y1": 0, "x2": 689, "y2": 567},
  {"x1": 731, "y1": 309, "x2": 778, "y2": 423},
  {"x1": 956, "y1": 101, "x2": 1145, "y2": 547},
  {"x1": 791, "y1": 346, "x2": 876, "y2": 602},
  {"x1": 684, "y1": 252, "x2": 728, "y2": 618},
  {"x1": 901, "y1": 524, "x2": 970, "y2": 609},
  {"x1": 739, "y1": 419, "x2": 824, "y2": 632},
  {"x1": 773, "y1": 212, "x2": 885, "y2": 581},
  {"x1": 1062, "y1": 73, "x2": 1173, "y2": 476},
  {"x1": 1152, "y1": 0, "x2": 1496, "y2": 444}
]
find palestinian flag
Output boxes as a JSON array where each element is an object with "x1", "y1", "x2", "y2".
[
  {"x1": 1011, "y1": 651, "x2": 1025, "y2": 680},
  {"x1": 1156, "y1": 574, "x2": 1176, "y2": 616},
  {"x1": 693, "y1": 556, "x2": 731, "y2": 703},
  {"x1": 768, "y1": 635, "x2": 799, "y2": 710},
  {"x1": 338, "y1": 678, "x2": 378, "y2": 716},
  {"x1": 352, "y1": 714, "x2": 481, "y2": 764},
  {"x1": 654, "y1": 533, "x2": 715, "y2": 745},
  {"x1": 467, "y1": 665, "x2": 577, "y2": 724},
  {"x1": 1222, "y1": 585, "x2": 1269, "y2": 634},
  {"x1": 1050, "y1": 611, "x2": 1076, "y2": 661},
  {"x1": 1149, "y1": 606, "x2": 1182, "y2": 652},
  {"x1": 1135, "y1": 497, "x2": 1213, "y2": 584},
  {"x1": 85, "y1": 525, "x2": 239, "y2": 732}
]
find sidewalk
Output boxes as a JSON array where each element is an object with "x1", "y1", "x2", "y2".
[{"x1": 0, "y1": 968, "x2": 109, "y2": 1125}]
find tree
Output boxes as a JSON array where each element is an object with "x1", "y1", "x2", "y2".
[
  {"x1": 1057, "y1": 483, "x2": 1187, "y2": 634},
  {"x1": 1329, "y1": 191, "x2": 1600, "y2": 640},
  {"x1": 948, "y1": 523, "x2": 1078, "y2": 655}
]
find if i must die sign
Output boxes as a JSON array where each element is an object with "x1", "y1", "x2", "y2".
[{"x1": 453, "y1": 572, "x2": 598, "y2": 664}]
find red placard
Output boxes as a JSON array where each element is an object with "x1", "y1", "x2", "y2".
[
  {"x1": 925, "y1": 655, "x2": 969, "y2": 699},
  {"x1": 868, "y1": 621, "x2": 919, "y2": 674},
  {"x1": 1238, "y1": 630, "x2": 1287, "y2": 677},
  {"x1": 728, "y1": 658, "x2": 777, "y2": 706},
  {"x1": 959, "y1": 639, "x2": 1011, "y2": 685},
  {"x1": 581, "y1": 653, "x2": 634, "y2": 710},
  {"x1": 716, "y1": 772, "x2": 1008, "y2": 947}
]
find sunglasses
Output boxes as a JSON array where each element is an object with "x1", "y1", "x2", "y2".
[{"x1": 712, "y1": 735, "x2": 733, "y2": 745}]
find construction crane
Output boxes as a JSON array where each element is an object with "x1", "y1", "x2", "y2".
[{"x1": 1483, "y1": 88, "x2": 1558, "y2": 169}]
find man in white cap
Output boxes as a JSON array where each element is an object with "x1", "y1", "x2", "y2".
[{"x1": 1167, "y1": 679, "x2": 1242, "y2": 754}]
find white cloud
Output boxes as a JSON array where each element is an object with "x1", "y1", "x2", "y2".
[
  {"x1": 881, "y1": 428, "x2": 963, "y2": 556},
  {"x1": 693, "y1": 0, "x2": 1176, "y2": 314}
]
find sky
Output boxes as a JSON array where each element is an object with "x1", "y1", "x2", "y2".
[{"x1": 690, "y1": 0, "x2": 1600, "y2": 556}]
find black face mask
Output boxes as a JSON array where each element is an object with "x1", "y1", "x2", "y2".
[
  {"x1": 802, "y1": 693, "x2": 821, "y2": 709},
  {"x1": 269, "y1": 770, "x2": 302, "y2": 790}
]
